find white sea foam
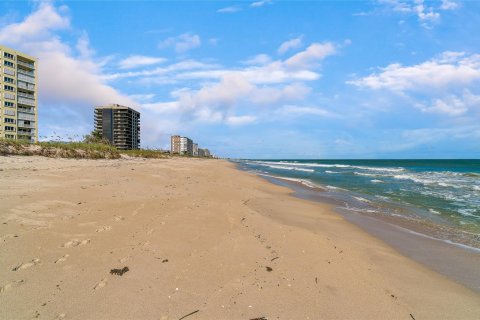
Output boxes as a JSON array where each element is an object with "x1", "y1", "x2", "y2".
[
  {"x1": 252, "y1": 161, "x2": 351, "y2": 168},
  {"x1": 261, "y1": 164, "x2": 314, "y2": 172},
  {"x1": 325, "y1": 170, "x2": 341, "y2": 174},
  {"x1": 251, "y1": 160, "x2": 405, "y2": 173},
  {"x1": 326, "y1": 185, "x2": 348, "y2": 191},
  {"x1": 371, "y1": 179, "x2": 384, "y2": 183},
  {"x1": 457, "y1": 208, "x2": 479, "y2": 218},
  {"x1": 354, "y1": 172, "x2": 381, "y2": 177},
  {"x1": 353, "y1": 196, "x2": 371, "y2": 203},
  {"x1": 256, "y1": 173, "x2": 320, "y2": 189},
  {"x1": 429, "y1": 208, "x2": 441, "y2": 215}
]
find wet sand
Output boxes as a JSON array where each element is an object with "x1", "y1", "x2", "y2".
[
  {"x1": 261, "y1": 175, "x2": 480, "y2": 293},
  {"x1": 1, "y1": 156, "x2": 479, "y2": 319}
]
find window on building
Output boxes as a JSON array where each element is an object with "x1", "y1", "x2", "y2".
[
  {"x1": 4, "y1": 93, "x2": 15, "y2": 100},
  {"x1": 3, "y1": 52, "x2": 15, "y2": 60},
  {"x1": 4, "y1": 118, "x2": 15, "y2": 123},
  {"x1": 5, "y1": 134, "x2": 15, "y2": 139},
  {"x1": 5, "y1": 126, "x2": 15, "y2": 131},
  {"x1": 4, "y1": 68, "x2": 15, "y2": 76},
  {"x1": 4, "y1": 101, "x2": 15, "y2": 108},
  {"x1": 4, "y1": 61, "x2": 14, "y2": 68},
  {"x1": 4, "y1": 77, "x2": 14, "y2": 83},
  {"x1": 4, "y1": 109, "x2": 15, "y2": 116},
  {"x1": 4, "y1": 85, "x2": 14, "y2": 91}
]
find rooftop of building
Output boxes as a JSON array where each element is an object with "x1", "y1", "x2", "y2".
[
  {"x1": 94, "y1": 104, "x2": 140, "y2": 113},
  {"x1": 0, "y1": 45, "x2": 37, "y2": 62}
]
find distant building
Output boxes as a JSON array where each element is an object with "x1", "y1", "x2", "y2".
[
  {"x1": 171, "y1": 135, "x2": 193, "y2": 155},
  {"x1": 171, "y1": 135, "x2": 181, "y2": 154},
  {"x1": 94, "y1": 104, "x2": 140, "y2": 150},
  {"x1": 180, "y1": 137, "x2": 193, "y2": 155},
  {"x1": 193, "y1": 143, "x2": 198, "y2": 156},
  {"x1": 204, "y1": 149, "x2": 211, "y2": 157},
  {"x1": 0, "y1": 45, "x2": 38, "y2": 142}
]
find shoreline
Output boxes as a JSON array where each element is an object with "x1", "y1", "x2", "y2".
[
  {"x1": 1, "y1": 156, "x2": 479, "y2": 319},
  {"x1": 248, "y1": 168, "x2": 480, "y2": 292}
]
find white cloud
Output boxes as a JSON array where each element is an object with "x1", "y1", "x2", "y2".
[
  {"x1": 111, "y1": 41, "x2": 338, "y2": 126},
  {"x1": 103, "y1": 60, "x2": 218, "y2": 81},
  {"x1": 414, "y1": 0, "x2": 440, "y2": 26},
  {"x1": 217, "y1": 6, "x2": 241, "y2": 13},
  {"x1": 415, "y1": 91, "x2": 480, "y2": 116},
  {"x1": 349, "y1": 52, "x2": 480, "y2": 92},
  {"x1": 0, "y1": 2, "x2": 70, "y2": 41},
  {"x1": 243, "y1": 54, "x2": 272, "y2": 65},
  {"x1": 378, "y1": 0, "x2": 459, "y2": 28},
  {"x1": 440, "y1": 0, "x2": 459, "y2": 10},
  {"x1": 250, "y1": 83, "x2": 311, "y2": 104},
  {"x1": 107, "y1": 41, "x2": 337, "y2": 86},
  {"x1": 118, "y1": 55, "x2": 166, "y2": 69},
  {"x1": 350, "y1": 52, "x2": 480, "y2": 117},
  {"x1": 250, "y1": 0, "x2": 273, "y2": 8},
  {"x1": 158, "y1": 33, "x2": 201, "y2": 53},
  {"x1": 146, "y1": 73, "x2": 314, "y2": 125},
  {"x1": 226, "y1": 115, "x2": 257, "y2": 125},
  {"x1": 284, "y1": 43, "x2": 336, "y2": 69},
  {"x1": 0, "y1": 2, "x2": 134, "y2": 110},
  {"x1": 276, "y1": 105, "x2": 334, "y2": 117},
  {"x1": 278, "y1": 36, "x2": 303, "y2": 55}
]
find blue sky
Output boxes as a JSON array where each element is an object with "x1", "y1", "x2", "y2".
[{"x1": 1, "y1": 0, "x2": 479, "y2": 158}]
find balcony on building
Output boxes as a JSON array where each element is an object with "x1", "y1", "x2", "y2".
[
  {"x1": 18, "y1": 97, "x2": 36, "y2": 107},
  {"x1": 17, "y1": 81, "x2": 35, "y2": 92},
  {"x1": 17, "y1": 59, "x2": 35, "y2": 70}
]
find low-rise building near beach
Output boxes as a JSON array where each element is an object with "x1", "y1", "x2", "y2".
[
  {"x1": 94, "y1": 104, "x2": 140, "y2": 150},
  {"x1": 0, "y1": 45, "x2": 38, "y2": 142}
]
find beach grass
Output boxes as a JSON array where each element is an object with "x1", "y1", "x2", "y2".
[
  {"x1": 0, "y1": 138, "x2": 120, "y2": 159},
  {"x1": 121, "y1": 148, "x2": 170, "y2": 158}
]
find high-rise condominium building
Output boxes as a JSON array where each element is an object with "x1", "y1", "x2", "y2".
[
  {"x1": 0, "y1": 45, "x2": 38, "y2": 142},
  {"x1": 171, "y1": 135, "x2": 181, "y2": 154},
  {"x1": 170, "y1": 135, "x2": 193, "y2": 155},
  {"x1": 94, "y1": 104, "x2": 140, "y2": 150}
]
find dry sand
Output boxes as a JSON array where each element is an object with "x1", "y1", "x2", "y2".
[{"x1": 1, "y1": 156, "x2": 479, "y2": 319}]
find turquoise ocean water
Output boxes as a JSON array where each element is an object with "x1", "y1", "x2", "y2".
[{"x1": 235, "y1": 159, "x2": 480, "y2": 248}]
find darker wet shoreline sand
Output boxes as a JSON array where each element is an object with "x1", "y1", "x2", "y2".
[{"x1": 254, "y1": 172, "x2": 480, "y2": 293}]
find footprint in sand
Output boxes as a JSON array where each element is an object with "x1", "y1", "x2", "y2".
[
  {"x1": 0, "y1": 280, "x2": 25, "y2": 293},
  {"x1": 12, "y1": 259, "x2": 41, "y2": 271},
  {"x1": 95, "y1": 226, "x2": 112, "y2": 232},
  {"x1": 55, "y1": 313, "x2": 66, "y2": 319},
  {"x1": 62, "y1": 239, "x2": 90, "y2": 248},
  {"x1": 131, "y1": 203, "x2": 145, "y2": 216},
  {"x1": 54, "y1": 254, "x2": 69, "y2": 264},
  {"x1": 93, "y1": 278, "x2": 107, "y2": 290},
  {"x1": 1, "y1": 234, "x2": 18, "y2": 242},
  {"x1": 113, "y1": 215, "x2": 125, "y2": 222},
  {"x1": 119, "y1": 256, "x2": 131, "y2": 263}
]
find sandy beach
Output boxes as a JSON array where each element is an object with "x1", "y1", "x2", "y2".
[{"x1": 1, "y1": 156, "x2": 479, "y2": 320}]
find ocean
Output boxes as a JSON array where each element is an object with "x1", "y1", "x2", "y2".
[{"x1": 234, "y1": 159, "x2": 480, "y2": 249}]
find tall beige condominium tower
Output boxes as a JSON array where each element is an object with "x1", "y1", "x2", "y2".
[
  {"x1": 94, "y1": 104, "x2": 140, "y2": 150},
  {"x1": 171, "y1": 135, "x2": 181, "y2": 154},
  {"x1": 0, "y1": 45, "x2": 38, "y2": 142}
]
